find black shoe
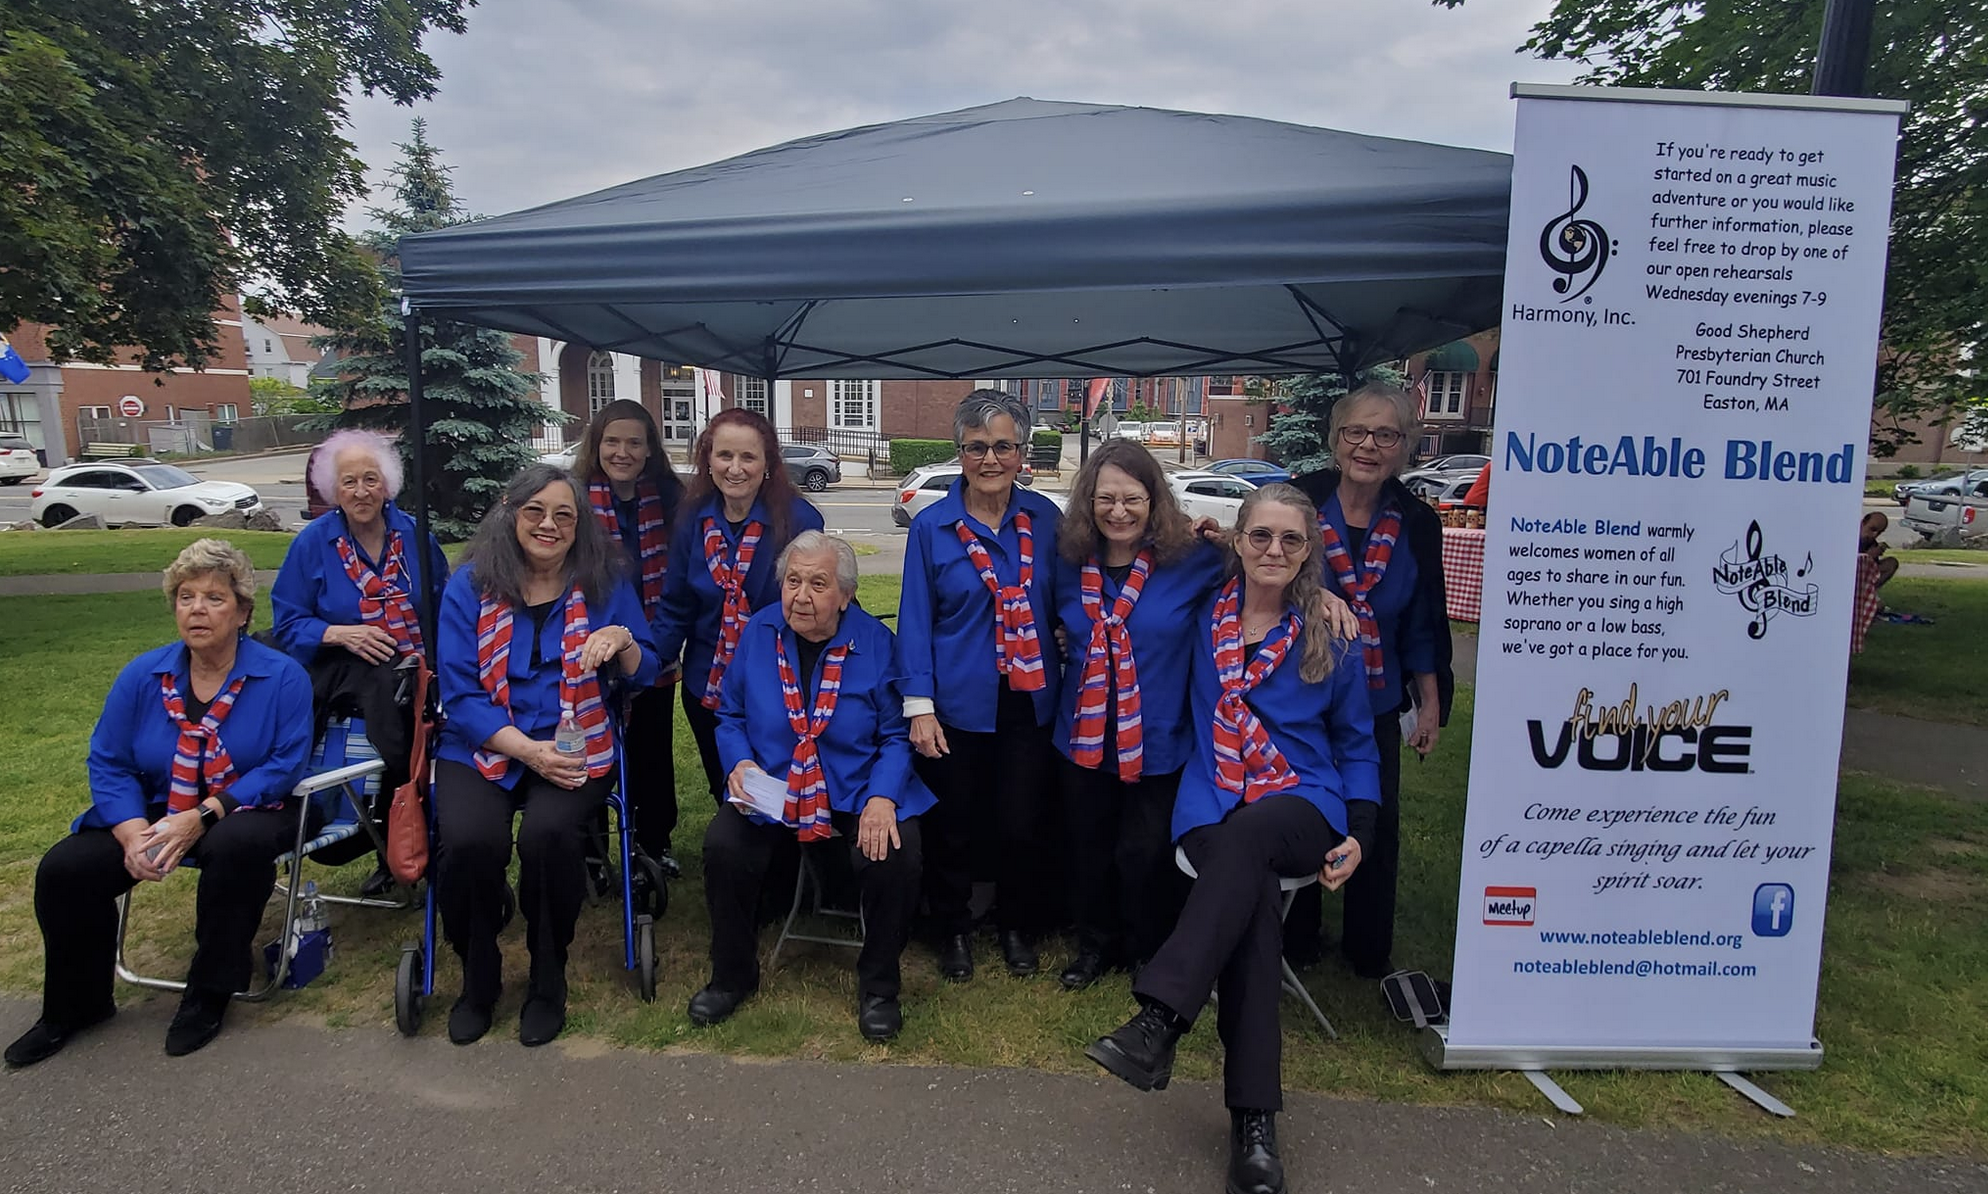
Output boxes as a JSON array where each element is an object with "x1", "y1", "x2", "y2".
[
  {"x1": 163, "y1": 991, "x2": 228, "y2": 1058},
  {"x1": 448, "y1": 995, "x2": 495, "y2": 1045},
  {"x1": 1059, "y1": 949, "x2": 1108, "y2": 991},
  {"x1": 1226, "y1": 1109, "x2": 1285, "y2": 1194},
  {"x1": 1084, "y1": 1001, "x2": 1183, "y2": 1092},
  {"x1": 586, "y1": 859, "x2": 615, "y2": 900},
  {"x1": 358, "y1": 862, "x2": 397, "y2": 898},
  {"x1": 857, "y1": 994, "x2": 902, "y2": 1042},
  {"x1": 687, "y1": 984, "x2": 752, "y2": 1027},
  {"x1": 999, "y1": 929, "x2": 1039, "y2": 977},
  {"x1": 518, "y1": 995, "x2": 566, "y2": 1047},
  {"x1": 654, "y1": 850, "x2": 682, "y2": 880},
  {"x1": 937, "y1": 933, "x2": 974, "y2": 982},
  {"x1": 4, "y1": 1006, "x2": 114, "y2": 1069}
]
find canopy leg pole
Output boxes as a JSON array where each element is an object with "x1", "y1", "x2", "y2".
[{"x1": 403, "y1": 301, "x2": 437, "y2": 669}]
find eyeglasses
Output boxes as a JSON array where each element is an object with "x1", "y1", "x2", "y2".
[
  {"x1": 1338, "y1": 425, "x2": 1405, "y2": 449},
  {"x1": 1243, "y1": 528, "x2": 1309, "y2": 554},
  {"x1": 1092, "y1": 493, "x2": 1149, "y2": 511},
  {"x1": 518, "y1": 503, "x2": 578, "y2": 529},
  {"x1": 960, "y1": 440, "x2": 1022, "y2": 461}
]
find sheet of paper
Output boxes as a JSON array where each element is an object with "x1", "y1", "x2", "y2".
[{"x1": 733, "y1": 766, "x2": 792, "y2": 821}]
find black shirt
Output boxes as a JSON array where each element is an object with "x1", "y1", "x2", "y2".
[
  {"x1": 794, "y1": 633, "x2": 830, "y2": 702},
  {"x1": 525, "y1": 599, "x2": 558, "y2": 667}
]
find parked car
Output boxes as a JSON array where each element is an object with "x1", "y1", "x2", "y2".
[
  {"x1": 1112, "y1": 421, "x2": 1147, "y2": 442},
  {"x1": 0, "y1": 434, "x2": 40, "y2": 483},
  {"x1": 1205, "y1": 458, "x2": 1291, "y2": 487},
  {"x1": 1895, "y1": 467, "x2": 1988, "y2": 506},
  {"x1": 782, "y1": 443, "x2": 842, "y2": 492},
  {"x1": 32, "y1": 460, "x2": 263, "y2": 528},
  {"x1": 890, "y1": 460, "x2": 1056, "y2": 527},
  {"x1": 1168, "y1": 471, "x2": 1258, "y2": 524},
  {"x1": 537, "y1": 445, "x2": 578, "y2": 472},
  {"x1": 1429, "y1": 475, "x2": 1480, "y2": 512},
  {"x1": 1401, "y1": 453, "x2": 1489, "y2": 498},
  {"x1": 1901, "y1": 476, "x2": 1988, "y2": 542},
  {"x1": 1145, "y1": 422, "x2": 1182, "y2": 447}
]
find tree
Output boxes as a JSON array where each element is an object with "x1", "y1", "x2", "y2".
[
  {"x1": 0, "y1": 1, "x2": 471, "y2": 371},
  {"x1": 1255, "y1": 365, "x2": 1405, "y2": 473},
  {"x1": 1436, "y1": 0, "x2": 1988, "y2": 454},
  {"x1": 320, "y1": 120, "x2": 551, "y2": 541}
]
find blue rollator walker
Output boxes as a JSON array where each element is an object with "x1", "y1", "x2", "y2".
[{"x1": 393, "y1": 663, "x2": 661, "y2": 1037}]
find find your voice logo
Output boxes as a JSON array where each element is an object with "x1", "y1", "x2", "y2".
[
  {"x1": 1539, "y1": 165, "x2": 1617, "y2": 303},
  {"x1": 1713, "y1": 520, "x2": 1818, "y2": 639}
]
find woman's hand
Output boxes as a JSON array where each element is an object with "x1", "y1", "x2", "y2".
[
  {"x1": 856, "y1": 796, "x2": 901, "y2": 862},
  {"x1": 1319, "y1": 589, "x2": 1360, "y2": 642},
  {"x1": 139, "y1": 809, "x2": 207, "y2": 875},
  {"x1": 112, "y1": 818, "x2": 168, "y2": 883},
  {"x1": 1319, "y1": 837, "x2": 1363, "y2": 892},
  {"x1": 1192, "y1": 515, "x2": 1224, "y2": 543},
  {"x1": 528, "y1": 740, "x2": 588, "y2": 790},
  {"x1": 579, "y1": 626, "x2": 637, "y2": 672},
  {"x1": 726, "y1": 760, "x2": 765, "y2": 806},
  {"x1": 1407, "y1": 719, "x2": 1441, "y2": 757},
  {"x1": 326, "y1": 623, "x2": 398, "y2": 665},
  {"x1": 909, "y1": 714, "x2": 949, "y2": 759}
]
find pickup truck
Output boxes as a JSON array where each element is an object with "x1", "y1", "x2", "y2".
[{"x1": 1901, "y1": 476, "x2": 1988, "y2": 543}]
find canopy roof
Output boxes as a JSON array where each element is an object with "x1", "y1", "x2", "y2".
[{"x1": 399, "y1": 98, "x2": 1513, "y2": 379}]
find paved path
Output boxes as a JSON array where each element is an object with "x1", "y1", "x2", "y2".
[{"x1": 0, "y1": 1001, "x2": 1978, "y2": 1194}]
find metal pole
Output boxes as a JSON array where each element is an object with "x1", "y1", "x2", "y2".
[
  {"x1": 1077, "y1": 380, "x2": 1090, "y2": 467},
  {"x1": 403, "y1": 300, "x2": 437, "y2": 667},
  {"x1": 1811, "y1": 0, "x2": 1876, "y2": 96}
]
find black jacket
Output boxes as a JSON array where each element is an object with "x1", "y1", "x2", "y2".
[{"x1": 1291, "y1": 469, "x2": 1456, "y2": 726}]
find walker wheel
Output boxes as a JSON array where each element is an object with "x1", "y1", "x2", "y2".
[
  {"x1": 394, "y1": 946, "x2": 424, "y2": 1036},
  {"x1": 636, "y1": 915, "x2": 658, "y2": 1003}
]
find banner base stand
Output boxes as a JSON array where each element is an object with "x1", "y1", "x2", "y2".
[
  {"x1": 1715, "y1": 1072, "x2": 1797, "y2": 1118},
  {"x1": 1521, "y1": 1070, "x2": 1584, "y2": 1115},
  {"x1": 1421, "y1": 1026, "x2": 1821, "y2": 1115}
]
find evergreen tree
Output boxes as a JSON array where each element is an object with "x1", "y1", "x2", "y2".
[
  {"x1": 319, "y1": 120, "x2": 553, "y2": 541},
  {"x1": 1254, "y1": 364, "x2": 1405, "y2": 474}
]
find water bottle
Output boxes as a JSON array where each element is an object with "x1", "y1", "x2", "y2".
[
  {"x1": 299, "y1": 881, "x2": 326, "y2": 936},
  {"x1": 556, "y1": 706, "x2": 585, "y2": 756}
]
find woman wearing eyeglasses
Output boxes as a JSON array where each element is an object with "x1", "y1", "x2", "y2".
[
  {"x1": 898, "y1": 389, "x2": 1062, "y2": 981},
  {"x1": 1085, "y1": 483, "x2": 1379, "y2": 1194},
  {"x1": 1287, "y1": 383, "x2": 1454, "y2": 979}
]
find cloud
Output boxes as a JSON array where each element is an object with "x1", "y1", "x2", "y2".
[{"x1": 341, "y1": 0, "x2": 1583, "y2": 227}]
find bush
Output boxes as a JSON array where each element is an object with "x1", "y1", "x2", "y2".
[
  {"x1": 1896, "y1": 464, "x2": 1923, "y2": 479},
  {"x1": 890, "y1": 438, "x2": 957, "y2": 474},
  {"x1": 1032, "y1": 427, "x2": 1061, "y2": 449}
]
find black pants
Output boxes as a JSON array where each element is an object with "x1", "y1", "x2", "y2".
[
  {"x1": 33, "y1": 810, "x2": 297, "y2": 1021},
  {"x1": 1286, "y1": 710, "x2": 1403, "y2": 974},
  {"x1": 702, "y1": 803, "x2": 923, "y2": 1000},
  {"x1": 911, "y1": 685, "x2": 1058, "y2": 936},
  {"x1": 1061, "y1": 758, "x2": 1184, "y2": 965},
  {"x1": 432, "y1": 760, "x2": 612, "y2": 1007},
  {"x1": 621, "y1": 683, "x2": 680, "y2": 858},
  {"x1": 1134, "y1": 795, "x2": 1337, "y2": 1112},
  {"x1": 681, "y1": 684, "x2": 724, "y2": 801}
]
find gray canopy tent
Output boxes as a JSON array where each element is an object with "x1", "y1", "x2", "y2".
[{"x1": 393, "y1": 97, "x2": 1513, "y2": 625}]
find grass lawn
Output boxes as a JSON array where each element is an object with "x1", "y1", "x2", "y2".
[
  {"x1": 1, "y1": 577, "x2": 1982, "y2": 1157},
  {"x1": 1848, "y1": 577, "x2": 1988, "y2": 727},
  {"x1": 1894, "y1": 547, "x2": 1988, "y2": 567},
  {"x1": 0, "y1": 529, "x2": 298, "y2": 577}
]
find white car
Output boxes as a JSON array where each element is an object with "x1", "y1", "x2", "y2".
[
  {"x1": 0, "y1": 434, "x2": 39, "y2": 483},
  {"x1": 891, "y1": 461, "x2": 1060, "y2": 528},
  {"x1": 1169, "y1": 470, "x2": 1259, "y2": 524},
  {"x1": 537, "y1": 446, "x2": 578, "y2": 471},
  {"x1": 32, "y1": 460, "x2": 264, "y2": 528}
]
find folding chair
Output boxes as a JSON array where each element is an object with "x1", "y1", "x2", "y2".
[
  {"x1": 1175, "y1": 845, "x2": 1337, "y2": 1039},
  {"x1": 768, "y1": 834, "x2": 866, "y2": 971}
]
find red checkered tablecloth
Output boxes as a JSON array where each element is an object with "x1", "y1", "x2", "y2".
[
  {"x1": 1441, "y1": 527, "x2": 1486, "y2": 622},
  {"x1": 1851, "y1": 553, "x2": 1881, "y2": 655}
]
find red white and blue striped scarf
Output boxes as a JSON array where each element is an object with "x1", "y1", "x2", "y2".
[
  {"x1": 1208, "y1": 578, "x2": 1301, "y2": 804},
  {"x1": 699, "y1": 516, "x2": 764, "y2": 709},
  {"x1": 1070, "y1": 548, "x2": 1152, "y2": 782},
  {"x1": 336, "y1": 529, "x2": 422, "y2": 654},
  {"x1": 954, "y1": 512, "x2": 1046, "y2": 691},
  {"x1": 587, "y1": 477, "x2": 670, "y2": 620},
  {"x1": 1318, "y1": 504, "x2": 1402, "y2": 689},
  {"x1": 775, "y1": 633, "x2": 847, "y2": 841},
  {"x1": 161, "y1": 672, "x2": 248, "y2": 812},
  {"x1": 472, "y1": 585, "x2": 614, "y2": 783}
]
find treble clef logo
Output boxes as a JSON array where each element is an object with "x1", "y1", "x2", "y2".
[{"x1": 1538, "y1": 165, "x2": 1615, "y2": 303}]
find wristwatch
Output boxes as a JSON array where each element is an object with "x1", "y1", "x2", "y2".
[{"x1": 197, "y1": 804, "x2": 221, "y2": 830}]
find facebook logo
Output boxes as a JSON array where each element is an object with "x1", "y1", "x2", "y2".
[{"x1": 1751, "y1": 884, "x2": 1794, "y2": 937}]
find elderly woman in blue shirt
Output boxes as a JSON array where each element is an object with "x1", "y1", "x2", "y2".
[
  {"x1": 689, "y1": 531, "x2": 933, "y2": 1042},
  {"x1": 898, "y1": 389, "x2": 1062, "y2": 981},
  {"x1": 6, "y1": 539, "x2": 312, "y2": 1068},
  {"x1": 1290, "y1": 383, "x2": 1454, "y2": 978},
  {"x1": 1086, "y1": 485, "x2": 1380, "y2": 1194},
  {"x1": 434, "y1": 465, "x2": 658, "y2": 1049}
]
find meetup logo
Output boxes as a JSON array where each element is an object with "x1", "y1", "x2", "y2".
[
  {"x1": 1751, "y1": 883, "x2": 1794, "y2": 937},
  {"x1": 1484, "y1": 886, "x2": 1537, "y2": 926}
]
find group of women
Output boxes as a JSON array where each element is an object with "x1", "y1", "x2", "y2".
[{"x1": 6, "y1": 384, "x2": 1450, "y2": 1194}]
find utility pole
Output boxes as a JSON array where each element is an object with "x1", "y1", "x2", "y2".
[{"x1": 1811, "y1": 0, "x2": 1875, "y2": 96}]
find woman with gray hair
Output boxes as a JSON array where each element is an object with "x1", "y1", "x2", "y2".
[
  {"x1": 691, "y1": 531, "x2": 934, "y2": 1040},
  {"x1": 5, "y1": 540, "x2": 313, "y2": 1067},
  {"x1": 898, "y1": 388, "x2": 1062, "y2": 981}
]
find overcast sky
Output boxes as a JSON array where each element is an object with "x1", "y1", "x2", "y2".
[{"x1": 340, "y1": 0, "x2": 1587, "y2": 226}]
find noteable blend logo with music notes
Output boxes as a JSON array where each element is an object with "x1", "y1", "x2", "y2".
[
  {"x1": 1539, "y1": 165, "x2": 1618, "y2": 303},
  {"x1": 1711, "y1": 520, "x2": 1818, "y2": 639}
]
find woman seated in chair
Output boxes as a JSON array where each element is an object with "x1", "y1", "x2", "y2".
[
  {"x1": 691, "y1": 531, "x2": 932, "y2": 1042},
  {"x1": 5, "y1": 539, "x2": 313, "y2": 1068},
  {"x1": 433, "y1": 465, "x2": 658, "y2": 1048},
  {"x1": 1084, "y1": 485, "x2": 1380, "y2": 1194},
  {"x1": 271, "y1": 428, "x2": 447, "y2": 894}
]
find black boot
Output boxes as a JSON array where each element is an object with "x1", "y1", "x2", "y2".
[
  {"x1": 163, "y1": 991, "x2": 229, "y2": 1057},
  {"x1": 937, "y1": 933, "x2": 974, "y2": 982},
  {"x1": 1059, "y1": 948, "x2": 1108, "y2": 991},
  {"x1": 999, "y1": 929, "x2": 1039, "y2": 977},
  {"x1": 1083, "y1": 999, "x2": 1184, "y2": 1092},
  {"x1": 1226, "y1": 1109, "x2": 1284, "y2": 1194}
]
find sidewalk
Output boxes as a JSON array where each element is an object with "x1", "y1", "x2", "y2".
[{"x1": 0, "y1": 1000, "x2": 1977, "y2": 1194}]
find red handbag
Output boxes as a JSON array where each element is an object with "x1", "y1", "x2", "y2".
[{"x1": 386, "y1": 658, "x2": 434, "y2": 884}]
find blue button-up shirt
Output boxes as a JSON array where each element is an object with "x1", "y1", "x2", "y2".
[
  {"x1": 436, "y1": 566, "x2": 660, "y2": 788},
  {"x1": 80, "y1": 637, "x2": 313, "y2": 830},
  {"x1": 652, "y1": 491, "x2": 825, "y2": 692},
  {"x1": 1317, "y1": 491, "x2": 1440, "y2": 718},
  {"x1": 716, "y1": 604, "x2": 935, "y2": 824},
  {"x1": 1052, "y1": 541, "x2": 1226, "y2": 776},
  {"x1": 1172, "y1": 588, "x2": 1382, "y2": 841},
  {"x1": 270, "y1": 501, "x2": 448, "y2": 666},
  {"x1": 897, "y1": 481, "x2": 1062, "y2": 732}
]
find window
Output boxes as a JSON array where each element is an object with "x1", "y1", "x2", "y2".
[
  {"x1": 264, "y1": 339, "x2": 273, "y2": 354},
  {"x1": 215, "y1": 404, "x2": 238, "y2": 423},
  {"x1": 739, "y1": 377, "x2": 769, "y2": 416},
  {"x1": 586, "y1": 351, "x2": 616, "y2": 413},
  {"x1": 831, "y1": 380, "x2": 878, "y2": 431},
  {"x1": 781, "y1": 445, "x2": 812, "y2": 460},
  {"x1": 1424, "y1": 372, "x2": 1467, "y2": 419},
  {"x1": 164, "y1": 405, "x2": 178, "y2": 421}
]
